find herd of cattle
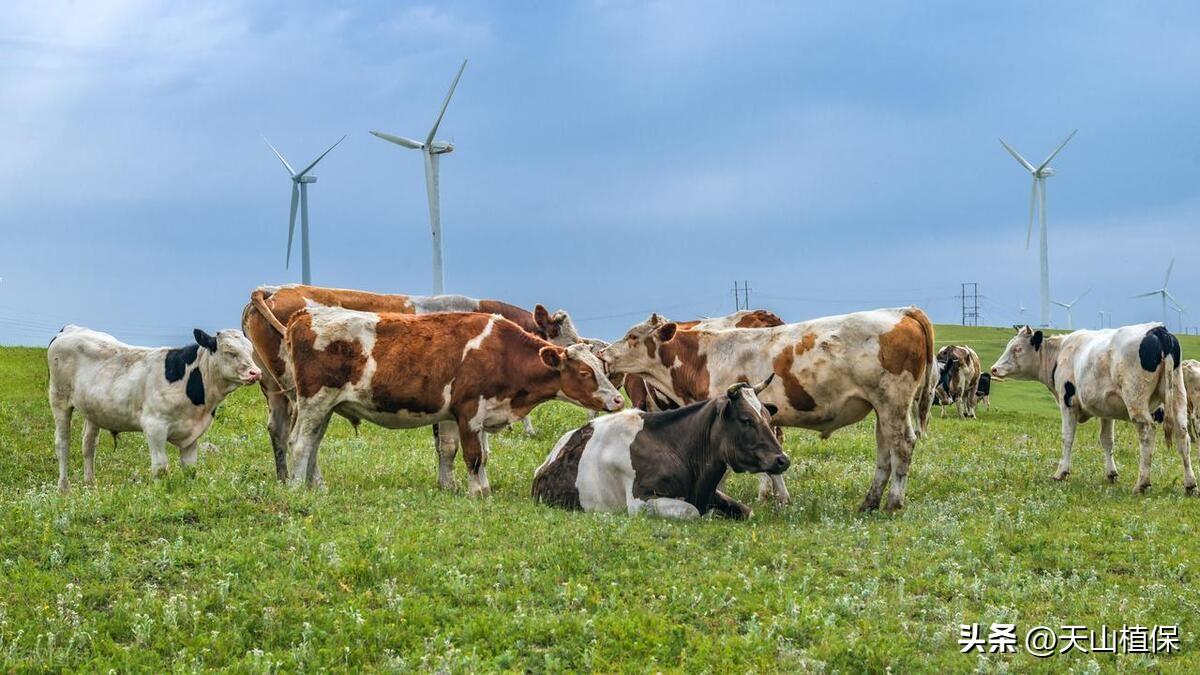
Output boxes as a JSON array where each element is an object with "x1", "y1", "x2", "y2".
[{"x1": 43, "y1": 284, "x2": 1200, "y2": 519}]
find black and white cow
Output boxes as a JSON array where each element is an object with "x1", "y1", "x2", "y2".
[
  {"x1": 990, "y1": 324, "x2": 1192, "y2": 493},
  {"x1": 975, "y1": 372, "x2": 992, "y2": 411},
  {"x1": 48, "y1": 326, "x2": 262, "y2": 490},
  {"x1": 531, "y1": 378, "x2": 790, "y2": 519}
]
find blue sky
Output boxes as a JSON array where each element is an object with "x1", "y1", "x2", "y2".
[{"x1": 2, "y1": 0, "x2": 1200, "y2": 345}]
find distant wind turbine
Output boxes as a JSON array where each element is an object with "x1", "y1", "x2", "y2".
[
  {"x1": 1131, "y1": 257, "x2": 1178, "y2": 325},
  {"x1": 1051, "y1": 288, "x2": 1089, "y2": 330},
  {"x1": 262, "y1": 135, "x2": 346, "y2": 284},
  {"x1": 371, "y1": 59, "x2": 467, "y2": 295},
  {"x1": 999, "y1": 130, "x2": 1078, "y2": 327},
  {"x1": 1170, "y1": 297, "x2": 1187, "y2": 333}
]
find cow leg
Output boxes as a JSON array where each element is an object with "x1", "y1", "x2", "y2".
[
  {"x1": 459, "y1": 425, "x2": 491, "y2": 498},
  {"x1": 53, "y1": 404, "x2": 73, "y2": 492},
  {"x1": 435, "y1": 421, "x2": 460, "y2": 491},
  {"x1": 1132, "y1": 421, "x2": 1157, "y2": 494},
  {"x1": 640, "y1": 498, "x2": 701, "y2": 520},
  {"x1": 1099, "y1": 417, "x2": 1118, "y2": 483},
  {"x1": 884, "y1": 413, "x2": 916, "y2": 513},
  {"x1": 144, "y1": 420, "x2": 171, "y2": 478},
  {"x1": 82, "y1": 419, "x2": 99, "y2": 486},
  {"x1": 288, "y1": 410, "x2": 331, "y2": 488},
  {"x1": 859, "y1": 417, "x2": 893, "y2": 512},
  {"x1": 756, "y1": 473, "x2": 790, "y2": 505},
  {"x1": 265, "y1": 388, "x2": 292, "y2": 482},
  {"x1": 710, "y1": 490, "x2": 753, "y2": 520},
  {"x1": 1163, "y1": 405, "x2": 1196, "y2": 495},
  {"x1": 179, "y1": 441, "x2": 199, "y2": 476},
  {"x1": 521, "y1": 417, "x2": 536, "y2": 436},
  {"x1": 1052, "y1": 408, "x2": 1078, "y2": 481}
]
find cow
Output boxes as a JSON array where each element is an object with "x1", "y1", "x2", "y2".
[
  {"x1": 624, "y1": 310, "x2": 786, "y2": 413},
  {"x1": 242, "y1": 284, "x2": 588, "y2": 482},
  {"x1": 601, "y1": 307, "x2": 936, "y2": 512},
  {"x1": 1182, "y1": 359, "x2": 1200, "y2": 443},
  {"x1": 532, "y1": 378, "x2": 789, "y2": 519},
  {"x1": 989, "y1": 324, "x2": 1193, "y2": 494},
  {"x1": 976, "y1": 372, "x2": 992, "y2": 411},
  {"x1": 934, "y1": 344, "x2": 983, "y2": 418},
  {"x1": 279, "y1": 304, "x2": 624, "y2": 495},
  {"x1": 47, "y1": 326, "x2": 262, "y2": 490}
]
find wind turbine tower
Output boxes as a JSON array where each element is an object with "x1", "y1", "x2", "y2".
[
  {"x1": 371, "y1": 60, "x2": 468, "y2": 295},
  {"x1": 262, "y1": 135, "x2": 346, "y2": 284},
  {"x1": 999, "y1": 130, "x2": 1077, "y2": 327}
]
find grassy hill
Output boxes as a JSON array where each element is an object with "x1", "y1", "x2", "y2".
[{"x1": 0, "y1": 325, "x2": 1197, "y2": 671}]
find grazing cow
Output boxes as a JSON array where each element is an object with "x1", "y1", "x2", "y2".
[
  {"x1": 242, "y1": 284, "x2": 586, "y2": 482},
  {"x1": 989, "y1": 324, "x2": 1193, "y2": 493},
  {"x1": 625, "y1": 310, "x2": 786, "y2": 413},
  {"x1": 1182, "y1": 359, "x2": 1200, "y2": 443},
  {"x1": 47, "y1": 326, "x2": 262, "y2": 490},
  {"x1": 280, "y1": 305, "x2": 624, "y2": 494},
  {"x1": 934, "y1": 345, "x2": 983, "y2": 418},
  {"x1": 976, "y1": 372, "x2": 992, "y2": 411},
  {"x1": 601, "y1": 307, "x2": 936, "y2": 511},
  {"x1": 532, "y1": 378, "x2": 789, "y2": 519}
]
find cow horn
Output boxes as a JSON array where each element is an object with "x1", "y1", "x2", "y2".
[
  {"x1": 726, "y1": 382, "x2": 746, "y2": 398},
  {"x1": 752, "y1": 373, "x2": 775, "y2": 394}
]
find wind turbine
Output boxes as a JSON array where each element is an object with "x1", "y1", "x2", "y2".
[
  {"x1": 1131, "y1": 257, "x2": 1178, "y2": 325},
  {"x1": 1051, "y1": 288, "x2": 1089, "y2": 330},
  {"x1": 999, "y1": 130, "x2": 1077, "y2": 327},
  {"x1": 262, "y1": 135, "x2": 346, "y2": 285},
  {"x1": 371, "y1": 59, "x2": 467, "y2": 295},
  {"x1": 1170, "y1": 298, "x2": 1187, "y2": 332}
]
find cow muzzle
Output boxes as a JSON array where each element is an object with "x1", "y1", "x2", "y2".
[
  {"x1": 244, "y1": 369, "x2": 262, "y2": 383},
  {"x1": 604, "y1": 394, "x2": 625, "y2": 412},
  {"x1": 767, "y1": 454, "x2": 791, "y2": 475}
]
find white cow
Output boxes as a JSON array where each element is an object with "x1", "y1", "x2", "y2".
[
  {"x1": 48, "y1": 326, "x2": 262, "y2": 490},
  {"x1": 990, "y1": 324, "x2": 1192, "y2": 493},
  {"x1": 1183, "y1": 359, "x2": 1200, "y2": 442}
]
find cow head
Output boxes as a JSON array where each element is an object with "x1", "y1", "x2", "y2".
[
  {"x1": 600, "y1": 313, "x2": 677, "y2": 375},
  {"x1": 542, "y1": 343, "x2": 625, "y2": 412},
  {"x1": 196, "y1": 328, "x2": 261, "y2": 385},
  {"x1": 990, "y1": 325, "x2": 1044, "y2": 380},
  {"x1": 714, "y1": 377, "x2": 790, "y2": 475}
]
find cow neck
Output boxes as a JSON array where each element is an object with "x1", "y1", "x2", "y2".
[
  {"x1": 1036, "y1": 336, "x2": 1064, "y2": 395},
  {"x1": 195, "y1": 350, "x2": 237, "y2": 411},
  {"x1": 646, "y1": 400, "x2": 727, "y2": 500},
  {"x1": 656, "y1": 335, "x2": 708, "y2": 403},
  {"x1": 482, "y1": 328, "x2": 562, "y2": 412}
]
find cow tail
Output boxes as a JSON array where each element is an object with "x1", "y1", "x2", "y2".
[
  {"x1": 907, "y1": 307, "x2": 936, "y2": 438},
  {"x1": 1161, "y1": 328, "x2": 1186, "y2": 432}
]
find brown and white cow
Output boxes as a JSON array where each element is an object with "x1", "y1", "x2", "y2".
[
  {"x1": 532, "y1": 378, "x2": 789, "y2": 519},
  {"x1": 279, "y1": 305, "x2": 624, "y2": 494},
  {"x1": 1184, "y1": 359, "x2": 1200, "y2": 443},
  {"x1": 242, "y1": 284, "x2": 586, "y2": 481},
  {"x1": 990, "y1": 324, "x2": 1193, "y2": 493},
  {"x1": 934, "y1": 344, "x2": 983, "y2": 418},
  {"x1": 601, "y1": 307, "x2": 936, "y2": 511}
]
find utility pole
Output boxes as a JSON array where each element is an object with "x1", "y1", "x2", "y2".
[
  {"x1": 958, "y1": 282, "x2": 980, "y2": 326},
  {"x1": 732, "y1": 280, "x2": 751, "y2": 311}
]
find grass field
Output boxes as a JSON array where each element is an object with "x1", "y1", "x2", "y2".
[{"x1": 2, "y1": 324, "x2": 1199, "y2": 671}]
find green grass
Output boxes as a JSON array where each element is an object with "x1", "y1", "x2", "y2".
[{"x1": 2, "y1": 325, "x2": 1199, "y2": 671}]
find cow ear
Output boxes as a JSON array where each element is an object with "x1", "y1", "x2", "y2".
[
  {"x1": 1017, "y1": 325, "x2": 1031, "y2": 335},
  {"x1": 194, "y1": 329, "x2": 218, "y2": 352},
  {"x1": 764, "y1": 403, "x2": 779, "y2": 416},
  {"x1": 539, "y1": 345, "x2": 565, "y2": 370},
  {"x1": 534, "y1": 304, "x2": 550, "y2": 329},
  {"x1": 656, "y1": 322, "x2": 677, "y2": 343},
  {"x1": 1031, "y1": 330, "x2": 1044, "y2": 351}
]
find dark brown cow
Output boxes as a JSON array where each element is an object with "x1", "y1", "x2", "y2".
[
  {"x1": 601, "y1": 307, "x2": 935, "y2": 511},
  {"x1": 242, "y1": 284, "x2": 582, "y2": 481},
  {"x1": 281, "y1": 305, "x2": 624, "y2": 494}
]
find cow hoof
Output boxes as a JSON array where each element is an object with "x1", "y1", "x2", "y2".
[
  {"x1": 1051, "y1": 471, "x2": 1069, "y2": 481},
  {"x1": 1106, "y1": 472, "x2": 1118, "y2": 484},
  {"x1": 438, "y1": 479, "x2": 460, "y2": 492},
  {"x1": 468, "y1": 485, "x2": 491, "y2": 498},
  {"x1": 857, "y1": 500, "x2": 880, "y2": 513},
  {"x1": 883, "y1": 500, "x2": 903, "y2": 514},
  {"x1": 1133, "y1": 482, "x2": 1150, "y2": 495},
  {"x1": 58, "y1": 479, "x2": 70, "y2": 493},
  {"x1": 1186, "y1": 484, "x2": 1196, "y2": 496}
]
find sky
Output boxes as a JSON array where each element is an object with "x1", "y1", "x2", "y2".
[{"x1": 2, "y1": 0, "x2": 1200, "y2": 345}]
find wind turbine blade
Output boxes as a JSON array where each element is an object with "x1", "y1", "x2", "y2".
[
  {"x1": 1073, "y1": 288, "x2": 1091, "y2": 305},
  {"x1": 426, "y1": 59, "x2": 467, "y2": 147},
  {"x1": 1131, "y1": 291, "x2": 1161, "y2": 299},
  {"x1": 1165, "y1": 290, "x2": 1182, "y2": 307},
  {"x1": 999, "y1": 138, "x2": 1036, "y2": 173},
  {"x1": 1036, "y1": 129, "x2": 1078, "y2": 172},
  {"x1": 369, "y1": 131, "x2": 424, "y2": 149},
  {"x1": 1163, "y1": 257, "x2": 1175, "y2": 288},
  {"x1": 1026, "y1": 179, "x2": 1037, "y2": 249},
  {"x1": 1051, "y1": 301, "x2": 1068, "y2": 309},
  {"x1": 287, "y1": 183, "x2": 299, "y2": 268},
  {"x1": 296, "y1": 135, "x2": 346, "y2": 178},
  {"x1": 262, "y1": 135, "x2": 296, "y2": 176}
]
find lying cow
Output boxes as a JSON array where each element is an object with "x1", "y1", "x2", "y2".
[
  {"x1": 934, "y1": 344, "x2": 983, "y2": 418},
  {"x1": 532, "y1": 378, "x2": 789, "y2": 519},
  {"x1": 242, "y1": 284, "x2": 587, "y2": 482},
  {"x1": 280, "y1": 305, "x2": 624, "y2": 495},
  {"x1": 1184, "y1": 359, "x2": 1200, "y2": 442},
  {"x1": 601, "y1": 307, "x2": 935, "y2": 511},
  {"x1": 47, "y1": 326, "x2": 262, "y2": 490},
  {"x1": 990, "y1": 324, "x2": 1192, "y2": 493}
]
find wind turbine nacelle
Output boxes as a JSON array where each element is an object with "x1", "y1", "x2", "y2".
[
  {"x1": 430, "y1": 141, "x2": 455, "y2": 155},
  {"x1": 296, "y1": 175, "x2": 318, "y2": 184},
  {"x1": 1037, "y1": 167, "x2": 1057, "y2": 178}
]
